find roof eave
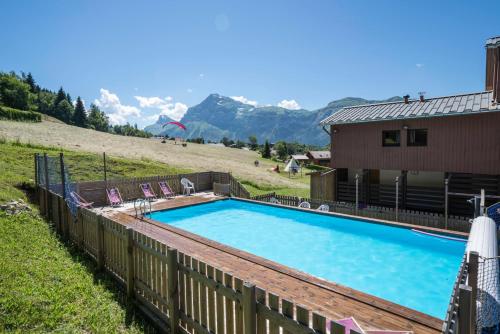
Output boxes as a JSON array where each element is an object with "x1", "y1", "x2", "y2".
[{"x1": 320, "y1": 107, "x2": 500, "y2": 126}]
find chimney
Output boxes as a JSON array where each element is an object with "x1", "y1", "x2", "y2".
[
  {"x1": 419, "y1": 91, "x2": 425, "y2": 102},
  {"x1": 485, "y1": 36, "x2": 500, "y2": 103},
  {"x1": 403, "y1": 95, "x2": 410, "y2": 104}
]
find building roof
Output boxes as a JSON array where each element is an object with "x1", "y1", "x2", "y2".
[
  {"x1": 320, "y1": 91, "x2": 500, "y2": 126},
  {"x1": 307, "y1": 151, "x2": 331, "y2": 160},
  {"x1": 486, "y1": 36, "x2": 500, "y2": 47},
  {"x1": 291, "y1": 154, "x2": 309, "y2": 161}
]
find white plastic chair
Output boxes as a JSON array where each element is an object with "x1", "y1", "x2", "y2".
[
  {"x1": 181, "y1": 178, "x2": 195, "y2": 195},
  {"x1": 298, "y1": 201, "x2": 311, "y2": 209},
  {"x1": 270, "y1": 197, "x2": 281, "y2": 204},
  {"x1": 317, "y1": 204, "x2": 329, "y2": 212}
]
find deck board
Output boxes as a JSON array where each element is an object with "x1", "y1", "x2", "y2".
[{"x1": 106, "y1": 195, "x2": 444, "y2": 333}]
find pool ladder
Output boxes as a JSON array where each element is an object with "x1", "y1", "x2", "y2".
[{"x1": 134, "y1": 198, "x2": 152, "y2": 219}]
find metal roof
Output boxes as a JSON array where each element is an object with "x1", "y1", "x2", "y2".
[
  {"x1": 291, "y1": 154, "x2": 309, "y2": 161},
  {"x1": 307, "y1": 151, "x2": 331, "y2": 160},
  {"x1": 320, "y1": 91, "x2": 500, "y2": 126}
]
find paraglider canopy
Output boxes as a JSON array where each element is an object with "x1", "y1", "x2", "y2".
[{"x1": 162, "y1": 121, "x2": 186, "y2": 130}]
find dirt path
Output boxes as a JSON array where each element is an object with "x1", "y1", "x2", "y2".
[{"x1": 0, "y1": 120, "x2": 307, "y2": 189}]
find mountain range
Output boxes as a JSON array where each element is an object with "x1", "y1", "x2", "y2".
[{"x1": 144, "y1": 94, "x2": 401, "y2": 146}]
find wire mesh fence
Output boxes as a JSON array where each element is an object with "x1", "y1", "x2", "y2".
[
  {"x1": 36, "y1": 153, "x2": 77, "y2": 216},
  {"x1": 477, "y1": 255, "x2": 500, "y2": 334}
]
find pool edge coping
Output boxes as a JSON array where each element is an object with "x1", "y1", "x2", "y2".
[{"x1": 137, "y1": 196, "x2": 452, "y2": 332}]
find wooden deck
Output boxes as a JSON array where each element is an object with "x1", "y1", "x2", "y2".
[{"x1": 106, "y1": 195, "x2": 447, "y2": 334}]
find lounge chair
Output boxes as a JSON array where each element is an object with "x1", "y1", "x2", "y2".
[
  {"x1": 158, "y1": 181, "x2": 175, "y2": 198},
  {"x1": 140, "y1": 183, "x2": 157, "y2": 201},
  {"x1": 335, "y1": 317, "x2": 365, "y2": 334},
  {"x1": 318, "y1": 204, "x2": 329, "y2": 212},
  {"x1": 69, "y1": 191, "x2": 93, "y2": 208},
  {"x1": 106, "y1": 188, "x2": 123, "y2": 207},
  {"x1": 298, "y1": 201, "x2": 311, "y2": 209},
  {"x1": 180, "y1": 178, "x2": 195, "y2": 195}
]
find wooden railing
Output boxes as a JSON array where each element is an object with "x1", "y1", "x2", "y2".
[
  {"x1": 38, "y1": 186, "x2": 352, "y2": 334},
  {"x1": 250, "y1": 193, "x2": 471, "y2": 233},
  {"x1": 73, "y1": 171, "x2": 251, "y2": 205}
]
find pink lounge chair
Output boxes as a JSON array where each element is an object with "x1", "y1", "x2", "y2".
[
  {"x1": 69, "y1": 191, "x2": 94, "y2": 208},
  {"x1": 106, "y1": 188, "x2": 123, "y2": 207},
  {"x1": 336, "y1": 317, "x2": 365, "y2": 334},
  {"x1": 158, "y1": 181, "x2": 175, "y2": 198},
  {"x1": 140, "y1": 183, "x2": 157, "y2": 201}
]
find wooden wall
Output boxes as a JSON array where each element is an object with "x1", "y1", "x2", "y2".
[{"x1": 329, "y1": 112, "x2": 500, "y2": 175}]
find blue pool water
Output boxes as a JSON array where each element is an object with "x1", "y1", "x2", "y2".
[{"x1": 149, "y1": 199, "x2": 466, "y2": 318}]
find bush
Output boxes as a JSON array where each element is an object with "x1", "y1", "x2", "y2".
[
  {"x1": 0, "y1": 106, "x2": 41, "y2": 122},
  {"x1": 307, "y1": 164, "x2": 329, "y2": 171}
]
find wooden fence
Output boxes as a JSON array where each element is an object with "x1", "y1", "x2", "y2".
[
  {"x1": 250, "y1": 193, "x2": 471, "y2": 233},
  {"x1": 72, "y1": 171, "x2": 249, "y2": 206},
  {"x1": 38, "y1": 186, "x2": 350, "y2": 334}
]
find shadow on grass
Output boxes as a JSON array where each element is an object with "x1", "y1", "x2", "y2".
[{"x1": 63, "y1": 243, "x2": 158, "y2": 333}]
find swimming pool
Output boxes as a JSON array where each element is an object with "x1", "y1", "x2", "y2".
[{"x1": 148, "y1": 199, "x2": 466, "y2": 318}]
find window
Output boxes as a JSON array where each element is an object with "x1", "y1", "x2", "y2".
[
  {"x1": 407, "y1": 129, "x2": 427, "y2": 146},
  {"x1": 382, "y1": 130, "x2": 400, "y2": 147}
]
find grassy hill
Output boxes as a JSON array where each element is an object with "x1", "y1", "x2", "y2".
[{"x1": 0, "y1": 119, "x2": 310, "y2": 195}]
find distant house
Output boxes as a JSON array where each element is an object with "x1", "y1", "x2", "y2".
[
  {"x1": 306, "y1": 151, "x2": 331, "y2": 166},
  {"x1": 319, "y1": 36, "x2": 500, "y2": 216},
  {"x1": 291, "y1": 154, "x2": 310, "y2": 164}
]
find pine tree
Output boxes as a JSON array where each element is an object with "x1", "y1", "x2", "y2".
[
  {"x1": 87, "y1": 104, "x2": 110, "y2": 132},
  {"x1": 54, "y1": 87, "x2": 66, "y2": 106},
  {"x1": 55, "y1": 100, "x2": 74, "y2": 124},
  {"x1": 24, "y1": 72, "x2": 37, "y2": 93},
  {"x1": 262, "y1": 140, "x2": 271, "y2": 158},
  {"x1": 66, "y1": 93, "x2": 72, "y2": 105},
  {"x1": 73, "y1": 96, "x2": 88, "y2": 127}
]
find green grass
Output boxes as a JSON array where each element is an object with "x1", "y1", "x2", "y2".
[
  {"x1": 0, "y1": 212, "x2": 149, "y2": 333},
  {"x1": 0, "y1": 140, "x2": 196, "y2": 332},
  {"x1": 0, "y1": 106, "x2": 42, "y2": 122},
  {"x1": 0, "y1": 139, "x2": 192, "y2": 203},
  {"x1": 241, "y1": 179, "x2": 310, "y2": 198}
]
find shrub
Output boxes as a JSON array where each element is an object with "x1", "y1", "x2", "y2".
[{"x1": 0, "y1": 106, "x2": 42, "y2": 122}]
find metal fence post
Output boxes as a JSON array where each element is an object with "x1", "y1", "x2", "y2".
[
  {"x1": 243, "y1": 282, "x2": 257, "y2": 334},
  {"x1": 167, "y1": 247, "x2": 180, "y2": 334},
  {"x1": 34, "y1": 153, "x2": 38, "y2": 187},
  {"x1": 59, "y1": 153, "x2": 66, "y2": 200},
  {"x1": 458, "y1": 284, "x2": 472, "y2": 334},
  {"x1": 444, "y1": 178, "x2": 449, "y2": 229},
  {"x1": 395, "y1": 176, "x2": 399, "y2": 221},
  {"x1": 355, "y1": 174, "x2": 359, "y2": 216},
  {"x1": 126, "y1": 227, "x2": 135, "y2": 299},
  {"x1": 43, "y1": 153, "x2": 50, "y2": 218}
]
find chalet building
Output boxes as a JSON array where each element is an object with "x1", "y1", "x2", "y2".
[
  {"x1": 306, "y1": 151, "x2": 331, "y2": 166},
  {"x1": 319, "y1": 36, "x2": 500, "y2": 216}
]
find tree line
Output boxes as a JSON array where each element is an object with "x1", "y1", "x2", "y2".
[{"x1": 0, "y1": 71, "x2": 151, "y2": 138}]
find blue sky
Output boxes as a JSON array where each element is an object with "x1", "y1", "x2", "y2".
[{"x1": 1, "y1": 0, "x2": 499, "y2": 127}]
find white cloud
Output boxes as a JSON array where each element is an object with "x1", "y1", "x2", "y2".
[
  {"x1": 134, "y1": 95, "x2": 188, "y2": 121},
  {"x1": 416, "y1": 63, "x2": 424, "y2": 68},
  {"x1": 94, "y1": 88, "x2": 141, "y2": 125},
  {"x1": 277, "y1": 99, "x2": 301, "y2": 110},
  {"x1": 231, "y1": 96, "x2": 258, "y2": 107},
  {"x1": 135, "y1": 96, "x2": 167, "y2": 108},
  {"x1": 159, "y1": 102, "x2": 188, "y2": 121}
]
